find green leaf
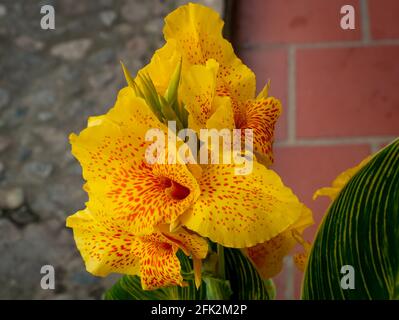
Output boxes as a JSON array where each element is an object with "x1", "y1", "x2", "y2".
[
  {"x1": 165, "y1": 59, "x2": 182, "y2": 105},
  {"x1": 158, "y1": 95, "x2": 184, "y2": 131},
  {"x1": 104, "y1": 251, "x2": 207, "y2": 300},
  {"x1": 302, "y1": 138, "x2": 399, "y2": 299},
  {"x1": 120, "y1": 61, "x2": 134, "y2": 88},
  {"x1": 203, "y1": 277, "x2": 233, "y2": 300},
  {"x1": 264, "y1": 279, "x2": 276, "y2": 300},
  {"x1": 135, "y1": 73, "x2": 164, "y2": 122},
  {"x1": 224, "y1": 248, "x2": 272, "y2": 300}
]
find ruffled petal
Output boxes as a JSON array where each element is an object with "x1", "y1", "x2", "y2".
[
  {"x1": 243, "y1": 205, "x2": 313, "y2": 278},
  {"x1": 164, "y1": 3, "x2": 256, "y2": 103},
  {"x1": 66, "y1": 207, "x2": 141, "y2": 277},
  {"x1": 67, "y1": 204, "x2": 206, "y2": 290},
  {"x1": 180, "y1": 160, "x2": 303, "y2": 248}
]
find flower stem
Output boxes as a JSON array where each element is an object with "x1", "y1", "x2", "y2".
[{"x1": 217, "y1": 244, "x2": 226, "y2": 280}]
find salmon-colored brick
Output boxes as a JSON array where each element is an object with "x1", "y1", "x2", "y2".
[
  {"x1": 273, "y1": 255, "x2": 305, "y2": 300},
  {"x1": 234, "y1": 0, "x2": 361, "y2": 45},
  {"x1": 369, "y1": 0, "x2": 399, "y2": 39},
  {"x1": 282, "y1": 143, "x2": 373, "y2": 299},
  {"x1": 273, "y1": 258, "x2": 305, "y2": 300},
  {"x1": 271, "y1": 144, "x2": 370, "y2": 297},
  {"x1": 272, "y1": 144, "x2": 371, "y2": 240},
  {"x1": 294, "y1": 265, "x2": 305, "y2": 299},
  {"x1": 296, "y1": 46, "x2": 399, "y2": 138},
  {"x1": 239, "y1": 48, "x2": 288, "y2": 141},
  {"x1": 273, "y1": 265, "x2": 292, "y2": 300}
]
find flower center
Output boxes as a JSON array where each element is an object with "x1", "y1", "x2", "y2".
[{"x1": 160, "y1": 177, "x2": 190, "y2": 200}]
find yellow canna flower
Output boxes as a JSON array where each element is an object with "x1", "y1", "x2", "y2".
[
  {"x1": 67, "y1": 3, "x2": 314, "y2": 288},
  {"x1": 68, "y1": 84, "x2": 306, "y2": 259},
  {"x1": 243, "y1": 205, "x2": 314, "y2": 278},
  {"x1": 313, "y1": 155, "x2": 372, "y2": 201},
  {"x1": 66, "y1": 199, "x2": 208, "y2": 290},
  {"x1": 139, "y1": 3, "x2": 281, "y2": 166}
]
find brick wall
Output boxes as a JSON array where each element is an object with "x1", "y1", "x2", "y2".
[{"x1": 233, "y1": 0, "x2": 399, "y2": 299}]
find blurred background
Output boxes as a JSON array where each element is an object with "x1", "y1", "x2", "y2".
[{"x1": 0, "y1": 0, "x2": 397, "y2": 299}]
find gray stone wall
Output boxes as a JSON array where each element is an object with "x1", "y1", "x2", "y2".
[{"x1": 0, "y1": 0, "x2": 223, "y2": 299}]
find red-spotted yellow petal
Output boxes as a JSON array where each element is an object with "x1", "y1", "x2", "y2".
[
  {"x1": 158, "y1": 225, "x2": 208, "y2": 289},
  {"x1": 293, "y1": 252, "x2": 308, "y2": 272},
  {"x1": 138, "y1": 233, "x2": 183, "y2": 290},
  {"x1": 164, "y1": 3, "x2": 256, "y2": 104},
  {"x1": 70, "y1": 87, "x2": 200, "y2": 235},
  {"x1": 313, "y1": 155, "x2": 372, "y2": 201},
  {"x1": 158, "y1": 224, "x2": 209, "y2": 260},
  {"x1": 66, "y1": 207, "x2": 141, "y2": 277},
  {"x1": 160, "y1": 225, "x2": 208, "y2": 289},
  {"x1": 67, "y1": 203, "x2": 208, "y2": 290},
  {"x1": 237, "y1": 97, "x2": 282, "y2": 166},
  {"x1": 180, "y1": 59, "x2": 235, "y2": 132},
  {"x1": 67, "y1": 207, "x2": 183, "y2": 290},
  {"x1": 180, "y1": 59, "x2": 218, "y2": 131},
  {"x1": 243, "y1": 205, "x2": 313, "y2": 278},
  {"x1": 179, "y1": 160, "x2": 304, "y2": 248}
]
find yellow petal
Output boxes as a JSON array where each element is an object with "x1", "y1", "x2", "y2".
[
  {"x1": 244, "y1": 233, "x2": 295, "y2": 279},
  {"x1": 205, "y1": 96, "x2": 235, "y2": 131},
  {"x1": 158, "y1": 225, "x2": 208, "y2": 289},
  {"x1": 313, "y1": 155, "x2": 372, "y2": 201},
  {"x1": 193, "y1": 258, "x2": 202, "y2": 289},
  {"x1": 237, "y1": 97, "x2": 282, "y2": 166},
  {"x1": 180, "y1": 59, "x2": 219, "y2": 131},
  {"x1": 158, "y1": 224, "x2": 209, "y2": 260},
  {"x1": 180, "y1": 160, "x2": 303, "y2": 248},
  {"x1": 137, "y1": 40, "x2": 181, "y2": 96},
  {"x1": 256, "y1": 80, "x2": 271, "y2": 100},
  {"x1": 243, "y1": 205, "x2": 313, "y2": 278},
  {"x1": 180, "y1": 59, "x2": 235, "y2": 132},
  {"x1": 70, "y1": 87, "x2": 200, "y2": 235},
  {"x1": 293, "y1": 252, "x2": 308, "y2": 272},
  {"x1": 290, "y1": 205, "x2": 314, "y2": 233},
  {"x1": 87, "y1": 115, "x2": 106, "y2": 127}
]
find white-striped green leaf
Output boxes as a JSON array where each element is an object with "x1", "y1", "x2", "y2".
[
  {"x1": 225, "y1": 248, "x2": 272, "y2": 300},
  {"x1": 302, "y1": 138, "x2": 399, "y2": 299}
]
